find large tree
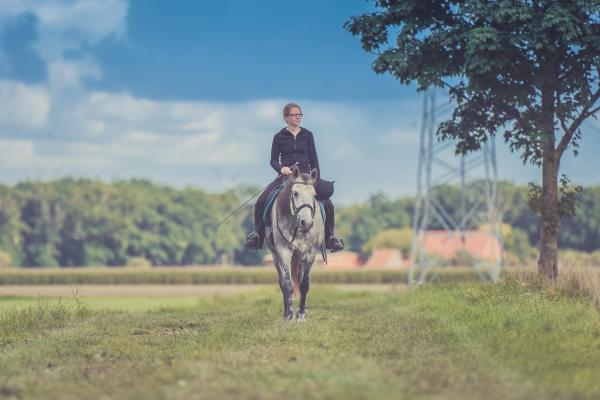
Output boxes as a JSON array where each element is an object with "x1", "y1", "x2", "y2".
[{"x1": 346, "y1": 0, "x2": 600, "y2": 278}]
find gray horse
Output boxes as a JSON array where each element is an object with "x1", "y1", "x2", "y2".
[{"x1": 265, "y1": 167, "x2": 324, "y2": 321}]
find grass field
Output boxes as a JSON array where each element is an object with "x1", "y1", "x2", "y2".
[{"x1": 1, "y1": 280, "x2": 600, "y2": 399}]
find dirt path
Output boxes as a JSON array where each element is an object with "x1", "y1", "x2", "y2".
[{"x1": 0, "y1": 284, "x2": 404, "y2": 297}]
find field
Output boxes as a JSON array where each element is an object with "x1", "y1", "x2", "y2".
[{"x1": 1, "y1": 279, "x2": 600, "y2": 399}]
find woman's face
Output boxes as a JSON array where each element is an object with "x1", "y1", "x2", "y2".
[{"x1": 285, "y1": 107, "x2": 303, "y2": 127}]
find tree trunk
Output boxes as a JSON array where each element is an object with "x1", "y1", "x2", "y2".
[{"x1": 538, "y1": 87, "x2": 559, "y2": 279}]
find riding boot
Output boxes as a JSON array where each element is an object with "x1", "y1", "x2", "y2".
[
  {"x1": 245, "y1": 214, "x2": 265, "y2": 250},
  {"x1": 245, "y1": 231, "x2": 263, "y2": 250},
  {"x1": 323, "y1": 199, "x2": 344, "y2": 252}
]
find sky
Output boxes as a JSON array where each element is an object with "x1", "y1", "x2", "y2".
[{"x1": 0, "y1": 0, "x2": 599, "y2": 204}]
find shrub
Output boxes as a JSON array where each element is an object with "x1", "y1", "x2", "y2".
[
  {"x1": 127, "y1": 257, "x2": 152, "y2": 269},
  {"x1": 590, "y1": 250, "x2": 600, "y2": 267},
  {"x1": 507, "y1": 264, "x2": 600, "y2": 310},
  {"x1": 559, "y1": 249, "x2": 592, "y2": 268},
  {"x1": 503, "y1": 227, "x2": 536, "y2": 262},
  {"x1": 0, "y1": 250, "x2": 13, "y2": 268},
  {"x1": 449, "y1": 250, "x2": 478, "y2": 267},
  {"x1": 362, "y1": 228, "x2": 412, "y2": 257}
]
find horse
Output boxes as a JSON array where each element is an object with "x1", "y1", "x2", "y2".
[{"x1": 264, "y1": 166, "x2": 324, "y2": 321}]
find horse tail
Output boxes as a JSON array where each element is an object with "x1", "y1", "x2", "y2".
[{"x1": 291, "y1": 252, "x2": 301, "y2": 297}]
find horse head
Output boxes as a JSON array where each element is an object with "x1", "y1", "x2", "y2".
[{"x1": 290, "y1": 166, "x2": 318, "y2": 232}]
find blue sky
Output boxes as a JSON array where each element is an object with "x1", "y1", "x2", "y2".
[{"x1": 0, "y1": 0, "x2": 598, "y2": 204}]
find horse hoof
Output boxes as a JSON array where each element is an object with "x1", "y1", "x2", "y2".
[
  {"x1": 296, "y1": 312, "x2": 306, "y2": 321},
  {"x1": 284, "y1": 313, "x2": 294, "y2": 321}
]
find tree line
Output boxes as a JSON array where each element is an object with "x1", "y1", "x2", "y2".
[
  {"x1": 0, "y1": 178, "x2": 260, "y2": 267},
  {"x1": 0, "y1": 178, "x2": 598, "y2": 267}
]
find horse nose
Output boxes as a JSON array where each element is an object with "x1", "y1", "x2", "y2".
[{"x1": 300, "y1": 219, "x2": 313, "y2": 231}]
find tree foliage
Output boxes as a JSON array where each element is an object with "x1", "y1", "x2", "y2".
[
  {"x1": 0, "y1": 179, "x2": 256, "y2": 267},
  {"x1": 346, "y1": 1, "x2": 600, "y2": 161}
]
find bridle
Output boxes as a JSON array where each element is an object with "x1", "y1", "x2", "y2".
[{"x1": 277, "y1": 181, "x2": 316, "y2": 244}]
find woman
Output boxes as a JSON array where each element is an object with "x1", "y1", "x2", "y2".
[{"x1": 245, "y1": 103, "x2": 344, "y2": 252}]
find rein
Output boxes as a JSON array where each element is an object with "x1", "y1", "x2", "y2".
[{"x1": 276, "y1": 181, "x2": 316, "y2": 245}]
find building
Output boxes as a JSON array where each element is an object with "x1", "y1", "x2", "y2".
[{"x1": 419, "y1": 230, "x2": 502, "y2": 262}]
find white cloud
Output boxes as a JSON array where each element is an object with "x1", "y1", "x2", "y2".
[
  {"x1": 177, "y1": 113, "x2": 223, "y2": 132},
  {"x1": 0, "y1": 138, "x2": 36, "y2": 168},
  {"x1": 86, "y1": 92, "x2": 162, "y2": 124},
  {"x1": 47, "y1": 57, "x2": 103, "y2": 90},
  {"x1": 380, "y1": 128, "x2": 420, "y2": 145},
  {"x1": 248, "y1": 100, "x2": 281, "y2": 121},
  {"x1": 0, "y1": 81, "x2": 422, "y2": 177},
  {"x1": 0, "y1": 80, "x2": 50, "y2": 129},
  {"x1": 0, "y1": 0, "x2": 128, "y2": 91},
  {"x1": 4, "y1": 0, "x2": 128, "y2": 59},
  {"x1": 330, "y1": 141, "x2": 364, "y2": 161}
]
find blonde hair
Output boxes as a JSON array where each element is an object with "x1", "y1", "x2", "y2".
[{"x1": 283, "y1": 103, "x2": 302, "y2": 118}]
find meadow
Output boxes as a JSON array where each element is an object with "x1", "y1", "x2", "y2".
[{"x1": 1, "y1": 277, "x2": 600, "y2": 399}]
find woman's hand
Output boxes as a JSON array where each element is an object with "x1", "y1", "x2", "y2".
[{"x1": 280, "y1": 167, "x2": 292, "y2": 176}]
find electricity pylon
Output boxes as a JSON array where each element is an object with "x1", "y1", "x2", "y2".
[{"x1": 409, "y1": 89, "x2": 503, "y2": 286}]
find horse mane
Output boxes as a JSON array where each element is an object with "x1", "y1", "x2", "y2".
[{"x1": 277, "y1": 177, "x2": 293, "y2": 216}]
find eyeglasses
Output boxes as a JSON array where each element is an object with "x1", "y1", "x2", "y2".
[{"x1": 286, "y1": 113, "x2": 303, "y2": 117}]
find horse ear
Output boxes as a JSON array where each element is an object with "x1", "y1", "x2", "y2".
[
  {"x1": 292, "y1": 167, "x2": 300, "y2": 179},
  {"x1": 310, "y1": 168, "x2": 318, "y2": 182}
]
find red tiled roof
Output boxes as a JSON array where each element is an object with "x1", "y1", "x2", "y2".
[
  {"x1": 363, "y1": 248, "x2": 407, "y2": 269},
  {"x1": 318, "y1": 251, "x2": 363, "y2": 270},
  {"x1": 419, "y1": 230, "x2": 502, "y2": 260}
]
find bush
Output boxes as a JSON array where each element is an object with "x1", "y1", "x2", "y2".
[
  {"x1": 0, "y1": 250, "x2": 13, "y2": 268},
  {"x1": 449, "y1": 250, "x2": 478, "y2": 267},
  {"x1": 590, "y1": 251, "x2": 600, "y2": 267},
  {"x1": 127, "y1": 257, "x2": 152, "y2": 269},
  {"x1": 507, "y1": 263, "x2": 600, "y2": 310},
  {"x1": 503, "y1": 227, "x2": 536, "y2": 262},
  {"x1": 559, "y1": 249, "x2": 592, "y2": 268},
  {"x1": 362, "y1": 228, "x2": 412, "y2": 257}
]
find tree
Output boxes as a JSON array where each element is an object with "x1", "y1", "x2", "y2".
[
  {"x1": 346, "y1": 1, "x2": 600, "y2": 278},
  {"x1": 0, "y1": 184, "x2": 22, "y2": 265}
]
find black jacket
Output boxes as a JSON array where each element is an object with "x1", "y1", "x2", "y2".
[{"x1": 270, "y1": 127, "x2": 320, "y2": 176}]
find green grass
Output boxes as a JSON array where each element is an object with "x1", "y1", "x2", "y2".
[
  {"x1": 1, "y1": 281, "x2": 599, "y2": 399},
  {"x1": 0, "y1": 296, "x2": 204, "y2": 312},
  {"x1": 0, "y1": 266, "x2": 484, "y2": 285}
]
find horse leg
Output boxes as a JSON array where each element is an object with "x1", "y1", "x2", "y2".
[
  {"x1": 297, "y1": 271, "x2": 310, "y2": 321},
  {"x1": 274, "y1": 253, "x2": 294, "y2": 320}
]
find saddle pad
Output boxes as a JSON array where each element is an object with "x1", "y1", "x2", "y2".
[{"x1": 262, "y1": 185, "x2": 284, "y2": 227}]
